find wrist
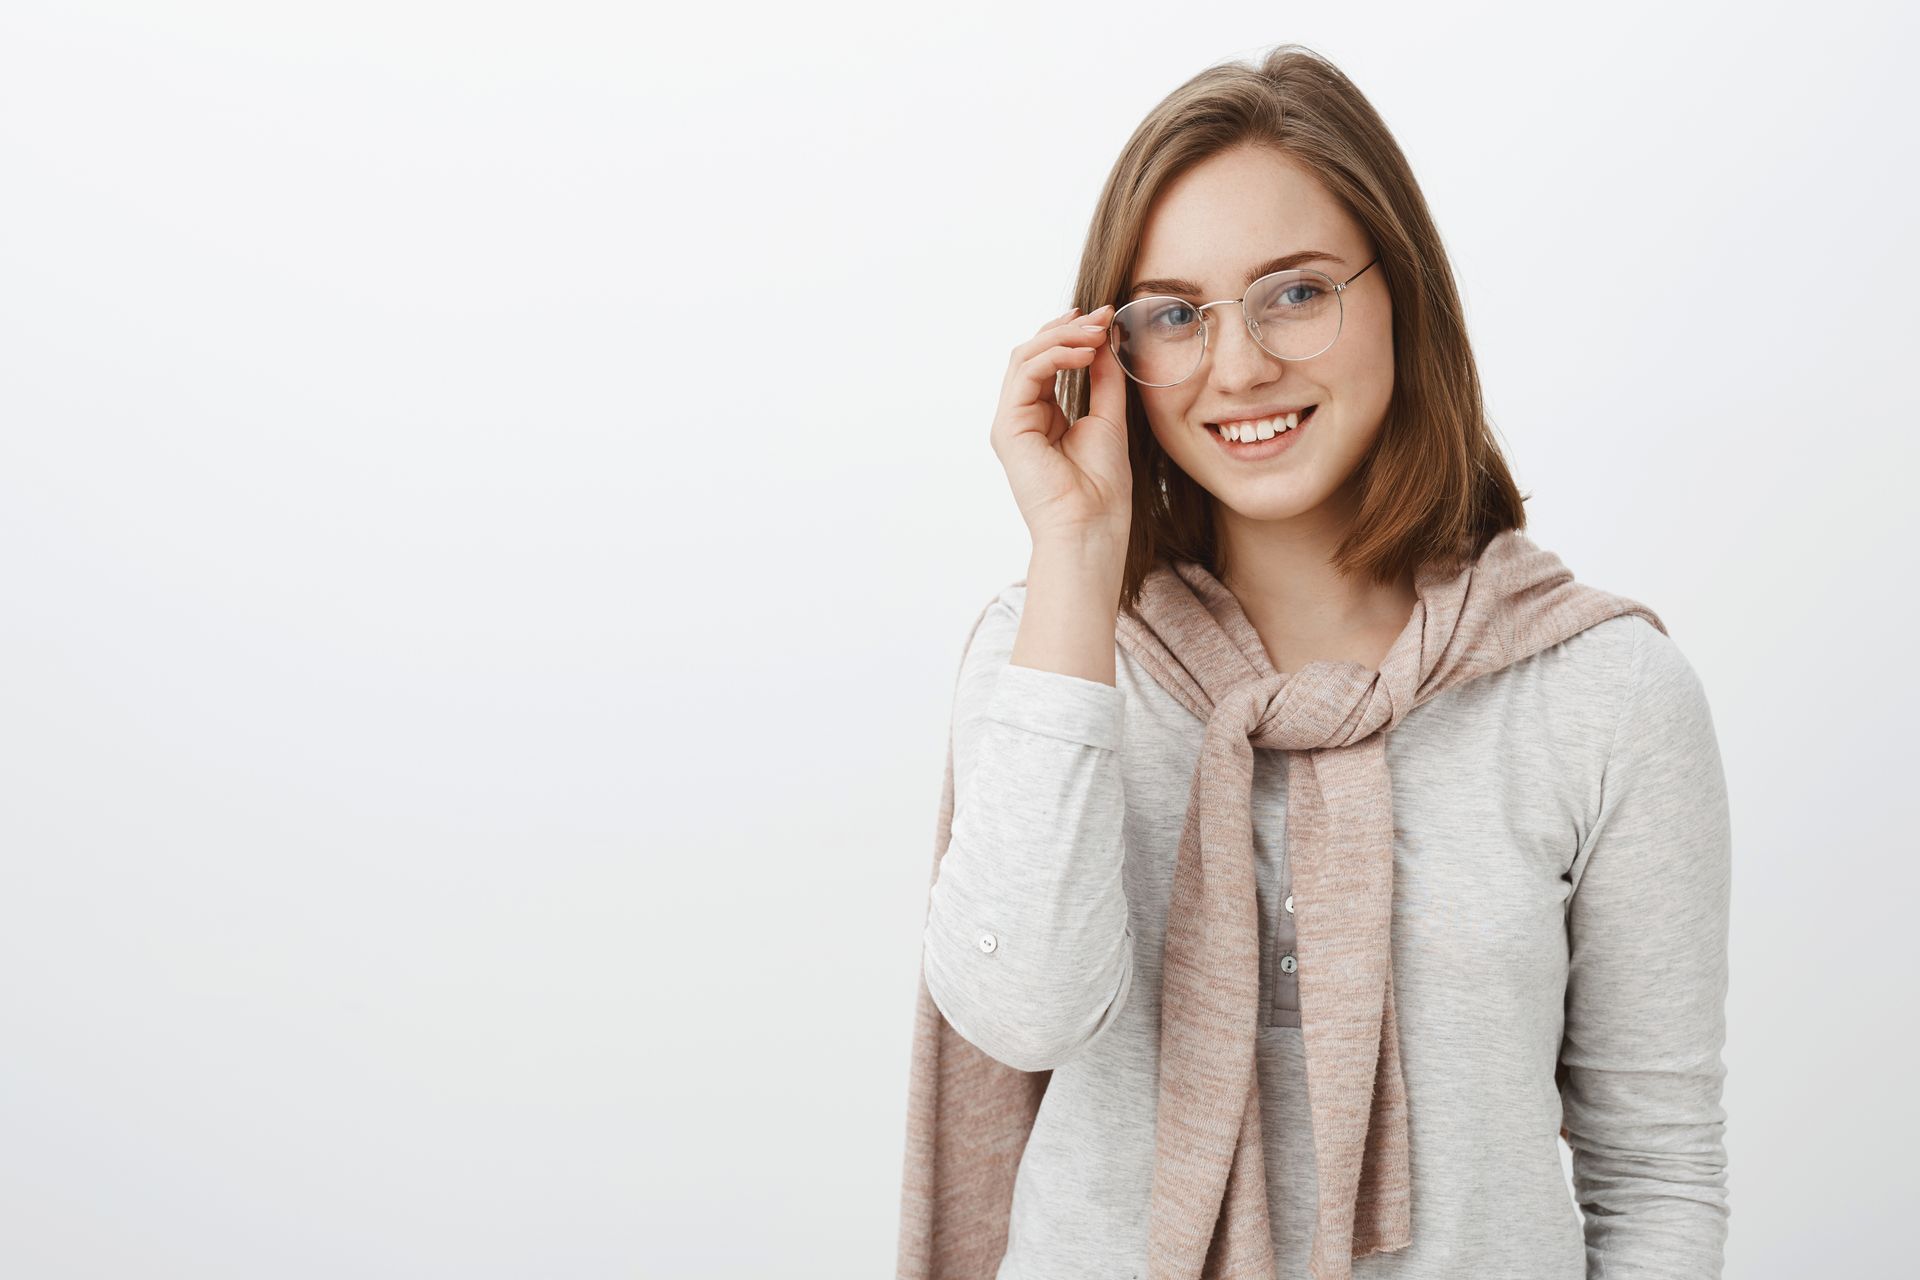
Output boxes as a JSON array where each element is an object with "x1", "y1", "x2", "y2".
[{"x1": 1029, "y1": 526, "x2": 1128, "y2": 575}]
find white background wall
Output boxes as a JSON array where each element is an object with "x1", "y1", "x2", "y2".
[{"x1": 2, "y1": 1, "x2": 1914, "y2": 1275}]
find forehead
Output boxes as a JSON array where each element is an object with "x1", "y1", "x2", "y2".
[{"x1": 1131, "y1": 147, "x2": 1353, "y2": 291}]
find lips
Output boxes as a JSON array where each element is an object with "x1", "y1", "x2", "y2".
[
  {"x1": 1207, "y1": 404, "x2": 1317, "y2": 429},
  {"x1": 1206, "y1": 405, "x2": 1317, "y2": 436}
]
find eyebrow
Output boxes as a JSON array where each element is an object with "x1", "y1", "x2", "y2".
[{"x1": 1127, "y1": 249, "x2": 1348, "y2": 299}]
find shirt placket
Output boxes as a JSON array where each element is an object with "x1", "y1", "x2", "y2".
[
  {"x1": 1264, "y1": 760, "x2": 1301, "y2": 1029},
  {"x1": 1268, "y1": 843, "x2": 1301, "y2": 1028}
]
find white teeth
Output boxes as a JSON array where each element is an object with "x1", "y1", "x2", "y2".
[{"x1": 1220, "y1": 410, "x2": 1303, "y2": 442}]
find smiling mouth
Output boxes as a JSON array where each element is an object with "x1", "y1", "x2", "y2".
[{"x1": 1206, "y1": 405, "x2": 1316, "y2": 442}]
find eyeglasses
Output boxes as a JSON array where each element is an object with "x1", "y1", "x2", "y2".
[{"x1": 1109, "y1": 255, "x2": 1381, "y2": 387}]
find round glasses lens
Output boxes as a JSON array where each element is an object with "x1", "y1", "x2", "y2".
[
  {"x1": 1110, "y1": 296, "x2": 1206, "y2": 386},
  {"x1": 1245, "y1": 269, "x2": 1342, "y2": 360}
]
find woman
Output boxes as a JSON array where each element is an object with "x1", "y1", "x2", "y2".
[{"x1": 898, "y1": 45, "x2": 1731, "y2": 1280}]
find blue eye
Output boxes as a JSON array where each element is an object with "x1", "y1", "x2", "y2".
[{"x1": 1149, "y1": 301, "x2": 1198, "y2": 331}]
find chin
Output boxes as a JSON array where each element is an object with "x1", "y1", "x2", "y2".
[{"x1": 1208, "y1": 481, "x2": 1328, "y2": 523}]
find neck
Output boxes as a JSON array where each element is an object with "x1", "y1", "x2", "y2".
[{"x1": 1213, "y1": 493, "x2": 1418, "y2": 675}]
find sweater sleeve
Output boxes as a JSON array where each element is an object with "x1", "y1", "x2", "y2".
[
  {"x1": 1560, "y1": 618, "x2": 1734, "y2": 1278},
  {"x1": 920, "y1": 584, "x2": 1135, "y2": 1073}
]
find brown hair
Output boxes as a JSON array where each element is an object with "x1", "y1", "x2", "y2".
[{"x1": 1058, "y1": 44, "x2": 1529, "y2": 612}]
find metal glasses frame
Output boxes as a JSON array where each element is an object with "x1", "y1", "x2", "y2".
[{"x1": 1111, "y1": 254, "x2": 1381, "y2": 387}]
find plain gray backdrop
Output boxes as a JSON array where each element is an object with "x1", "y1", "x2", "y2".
[{"x1": 2, "y1": 1, "x2": 1915, "y2": 1275}]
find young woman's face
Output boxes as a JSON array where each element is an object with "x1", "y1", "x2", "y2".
[{"x1": 1128, "y1": 145, "x2": 1393, "y2": 524}]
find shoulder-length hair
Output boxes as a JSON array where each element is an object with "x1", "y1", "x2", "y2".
[{"x1": 1058, "y1": 44, "x2": 1530, "y2": 612}]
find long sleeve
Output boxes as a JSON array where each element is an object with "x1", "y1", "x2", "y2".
[
  {"x1": 1560, "y1": 618, "x2": 1734, "y2": 1278},
  {"x1": 920, "y1": 584, "x2": 1135, "y2": 1073}
]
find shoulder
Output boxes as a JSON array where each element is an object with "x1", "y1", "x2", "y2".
[
  {"x1": 1522, "y1": 608, "x2": 1707, "y2": 709},
  {"x1": 1500, "y1": 611, "x2": 1644, "y2": 719},
  {"x1": 1470, "y1": 610, "x2": 1713, "y2": 791},
  {"x1": 1540, "y1": 608, "x2": 1719, "y2": 776},
  {"x1": 1608, "y1": 614, "x2": 1720, "y2": 761}
]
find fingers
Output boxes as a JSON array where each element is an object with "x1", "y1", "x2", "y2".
[
  {"x1": 1046, "y1": 304, "x2": 1126, "y2": 432},
  {"x1": 1002, "y1": 339, "x2": 1097, "y2": 424},
  {"x1": 1030, "y1": 304, "x2": 1081, "y2": 340},
  {"x1": 1010, "y1": 304, "x2": 1114, "y2": 369},
  {"x1": 1085, "y1": 327, "x2": 1128, "y2": 430},
  {"x1": 995, "y1": 304, "x2": 1120, "y2": 450}
]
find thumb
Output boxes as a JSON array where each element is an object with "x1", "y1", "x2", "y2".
[{"x1": 1087, "y1": 333, "x2": 1129, "y2": 431}]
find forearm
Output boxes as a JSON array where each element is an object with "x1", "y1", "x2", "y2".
[{"x1": 1010, "y1": 536, "x2": 1125, "y2": 687}]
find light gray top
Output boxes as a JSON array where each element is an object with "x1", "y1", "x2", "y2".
[{"x1": 921, "y1": 581, "x2": 1732, "y2": 1279}]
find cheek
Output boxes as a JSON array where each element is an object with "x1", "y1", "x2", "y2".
[
  {"x1": 1140, "y1": 393, "x2": 1197, "y2": 453},
  {"x1": 1139, "y1": 387, "x2": 1181, "y2": 424},
  {"x1": 1327, "y1": 321, "x2": 1395, "y2": 422},
  {"x1": 1357, "y1": 309, "x2": 1395, "y2": 391}
]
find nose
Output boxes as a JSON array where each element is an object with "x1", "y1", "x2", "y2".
[{"x1": 1203, "y1": 301, "x2": 1282, "y2": 388}]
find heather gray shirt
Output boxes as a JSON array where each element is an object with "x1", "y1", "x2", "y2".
[{"x1": 921, "y1": 581, "x2": 1732, "y2": 1279}]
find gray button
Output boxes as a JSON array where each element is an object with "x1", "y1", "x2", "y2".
[
  {"x1": 976, "y1": 932, "x2": 998, "y2": 954},
  {"x1": 1284, "y1": 894, "x2": 1294, "y2": 914},
  {"x1": 1280, "y1": 952, "x2": 1296, "y2": 974}
]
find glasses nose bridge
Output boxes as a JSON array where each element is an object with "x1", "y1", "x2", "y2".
[{"x1": 1196, "y1": 295, "x2": 1263, "y2": 357}]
